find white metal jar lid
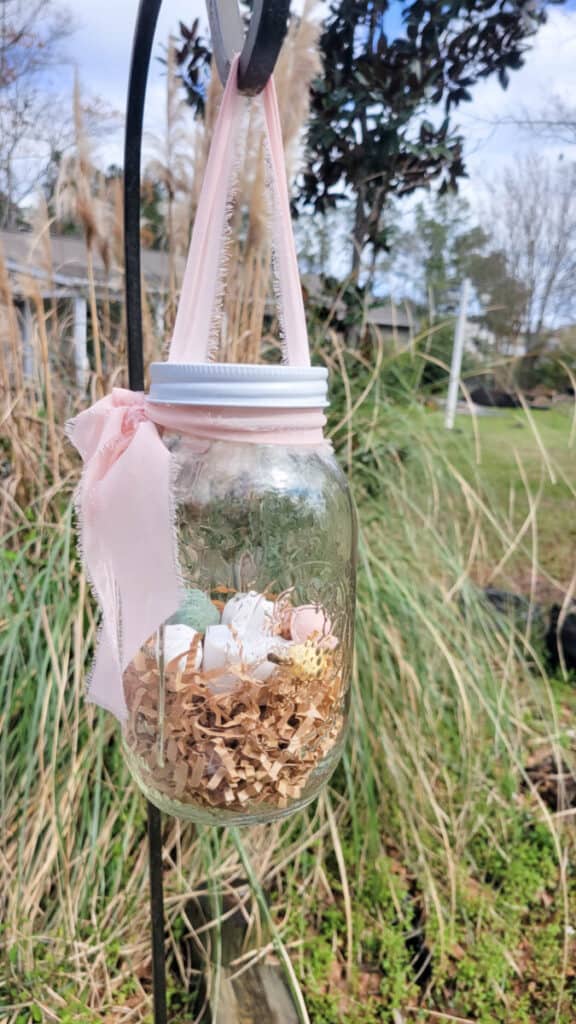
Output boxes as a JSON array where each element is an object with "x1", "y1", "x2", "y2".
[{"x1": 148, "y1": 362, "x2": 329, "y2": 408}]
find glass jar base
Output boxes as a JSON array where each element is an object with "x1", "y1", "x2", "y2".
[{"x1": 122, "y1": 732, "x2": 345, "y2": 826}]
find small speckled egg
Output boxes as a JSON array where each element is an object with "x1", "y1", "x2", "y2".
[{"x1": 289, "y1": 605, "x2": 332, "y2": 643}]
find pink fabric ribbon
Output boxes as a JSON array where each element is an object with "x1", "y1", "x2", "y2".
[
  {"x1": 68, "y1": 64, "x2": 326, "y2": 721},
  {"x1": 148, "y1": 401, "x2": 328, "y2": 446},
  {"x1": 67, "y1": 389, "x2": 183, "y2": 721},
  {"x1": 169, "y1": 57, "x2": 310, "y2": 366}
]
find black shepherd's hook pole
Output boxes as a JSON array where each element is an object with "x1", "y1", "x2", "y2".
[
  {"x1": 124, "y1": 3, "x2": 166, "y2": 1022},
  {"x1": 123, "y1": 2, "x2": 290, "y2": 1020},
  {"x1": 124, "y1": 0, "x2": 161, "y2": 394}
]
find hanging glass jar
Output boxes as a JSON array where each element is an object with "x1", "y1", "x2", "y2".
[{"x1": 120, "y1": 365, "x2": 357, "y2": 823}]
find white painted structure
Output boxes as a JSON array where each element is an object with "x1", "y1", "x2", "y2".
[
  {"x1": 73, "y1": 296, "x2": 89, "y2": 389},
  {"x1": 1, "y1": 229, "x2": 178, "y2": 391},
  {"x1": 20, "y1": 301, "x2": 35, "y2": 382},
  {"x1": 445, "y1": 278, "x2": 470, "y2": 430}
]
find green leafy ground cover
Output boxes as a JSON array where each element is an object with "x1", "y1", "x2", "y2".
[{"x1": 2, "y1": 358, "x2": 575, "y2": 1022}]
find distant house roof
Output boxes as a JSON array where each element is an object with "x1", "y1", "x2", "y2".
[
  {"x1": 366, "y1": 302, "x2": 416, "y2": 333},
  {"x1": 0, "y1": 229, "x2": 178, "y2": 299},
  {"x1": 300, "y1": 277, "x2": 419, "y2": 335}
]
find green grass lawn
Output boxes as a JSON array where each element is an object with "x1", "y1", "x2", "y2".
[
  {"x1": 364, "y1": 402, "x2": 576, "y2": 598},
  {"x1": 436, "y1": 405, "x2": 576, "y2": 588}
]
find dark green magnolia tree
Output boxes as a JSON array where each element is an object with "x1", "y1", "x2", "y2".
[
  {"x1": 172, "y1": 19, "x2": 212, "y2": 119},
  {"x1": 302, "y1": 0, "x2": 558, "y2": 278}
]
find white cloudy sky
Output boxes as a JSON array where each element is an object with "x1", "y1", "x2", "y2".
[
  {"x1": 55, "y1": 0, "x2": 576, "y2": 205},
  {"x1": 455, "y1": 5, "x2": 576, "y2": 193},
  {"x1": 57, "y1": 0, "x2": 207, "y2": 154}
]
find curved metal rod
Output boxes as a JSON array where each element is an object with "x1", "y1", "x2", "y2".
[
  {"x1": 124, "y1": 0, "x2": 162, "y2": 393},
  {"x1": 207, "y1": 0, "x2": 291, "y2": 94},
  {"x1": 123, "y1": 6, "x2": 167, "y2": 1024}
]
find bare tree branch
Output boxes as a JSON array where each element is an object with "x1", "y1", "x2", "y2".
[
  {"x1": 487, "y1": 96, "x2": 576, "y2": 145},
  {"x1": 486, "y1": 153, "x2": 576, "y2": 347},
  {"x1": 0, "y1": 0, "x2": 76, "y2": 226}
]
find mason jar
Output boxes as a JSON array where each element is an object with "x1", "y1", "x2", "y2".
[{"x1": 122, "y1": 363, "x2": 357, "y2": 825}]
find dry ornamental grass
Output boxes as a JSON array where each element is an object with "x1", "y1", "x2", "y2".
[{"x1": 3, "y1": 4, "x2": 576, "y2": 1019}]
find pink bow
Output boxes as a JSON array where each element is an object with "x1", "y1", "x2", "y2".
[{"x1": 67, "y1": 388, "x2": 183, "y2": 721}]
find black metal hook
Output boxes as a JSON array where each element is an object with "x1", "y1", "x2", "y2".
[
  {"x1": 124, "y1": 0, "x2": 161, "y2": 393},
  {"x1": 207, "y1": 0, "x2": 291, "y2": 95}
]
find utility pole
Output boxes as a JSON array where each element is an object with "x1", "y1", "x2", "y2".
[{"x1": 445, "y1": 277, "x2": 470, "y2": 430}]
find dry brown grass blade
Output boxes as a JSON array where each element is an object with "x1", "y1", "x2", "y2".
[
  {"x1": 0, "y1": 241, "x2": 24, "y2": 394},
  {"x1": 323, "y1": 792, "x2": 354, "y2": 980},
  {"x1": 275, "y1": 0, "x2": 322, "y2": 176},
  {"x1": 405, "y1": 1011, "x2": 476, "y2": 1023},
  {"x1": 327, "y1": 326, "x2": 385, "y2": 442},
  {"x1": 26, "y1": 279, "x2": 60, "y2": 484},
  {"x1": 53, "y1": 74, "x2": 117, "y2": 394}
]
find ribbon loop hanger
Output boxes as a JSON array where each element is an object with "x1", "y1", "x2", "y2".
[{"x1": 124, "y1": 0, "x2": 292, "y2": 391}]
